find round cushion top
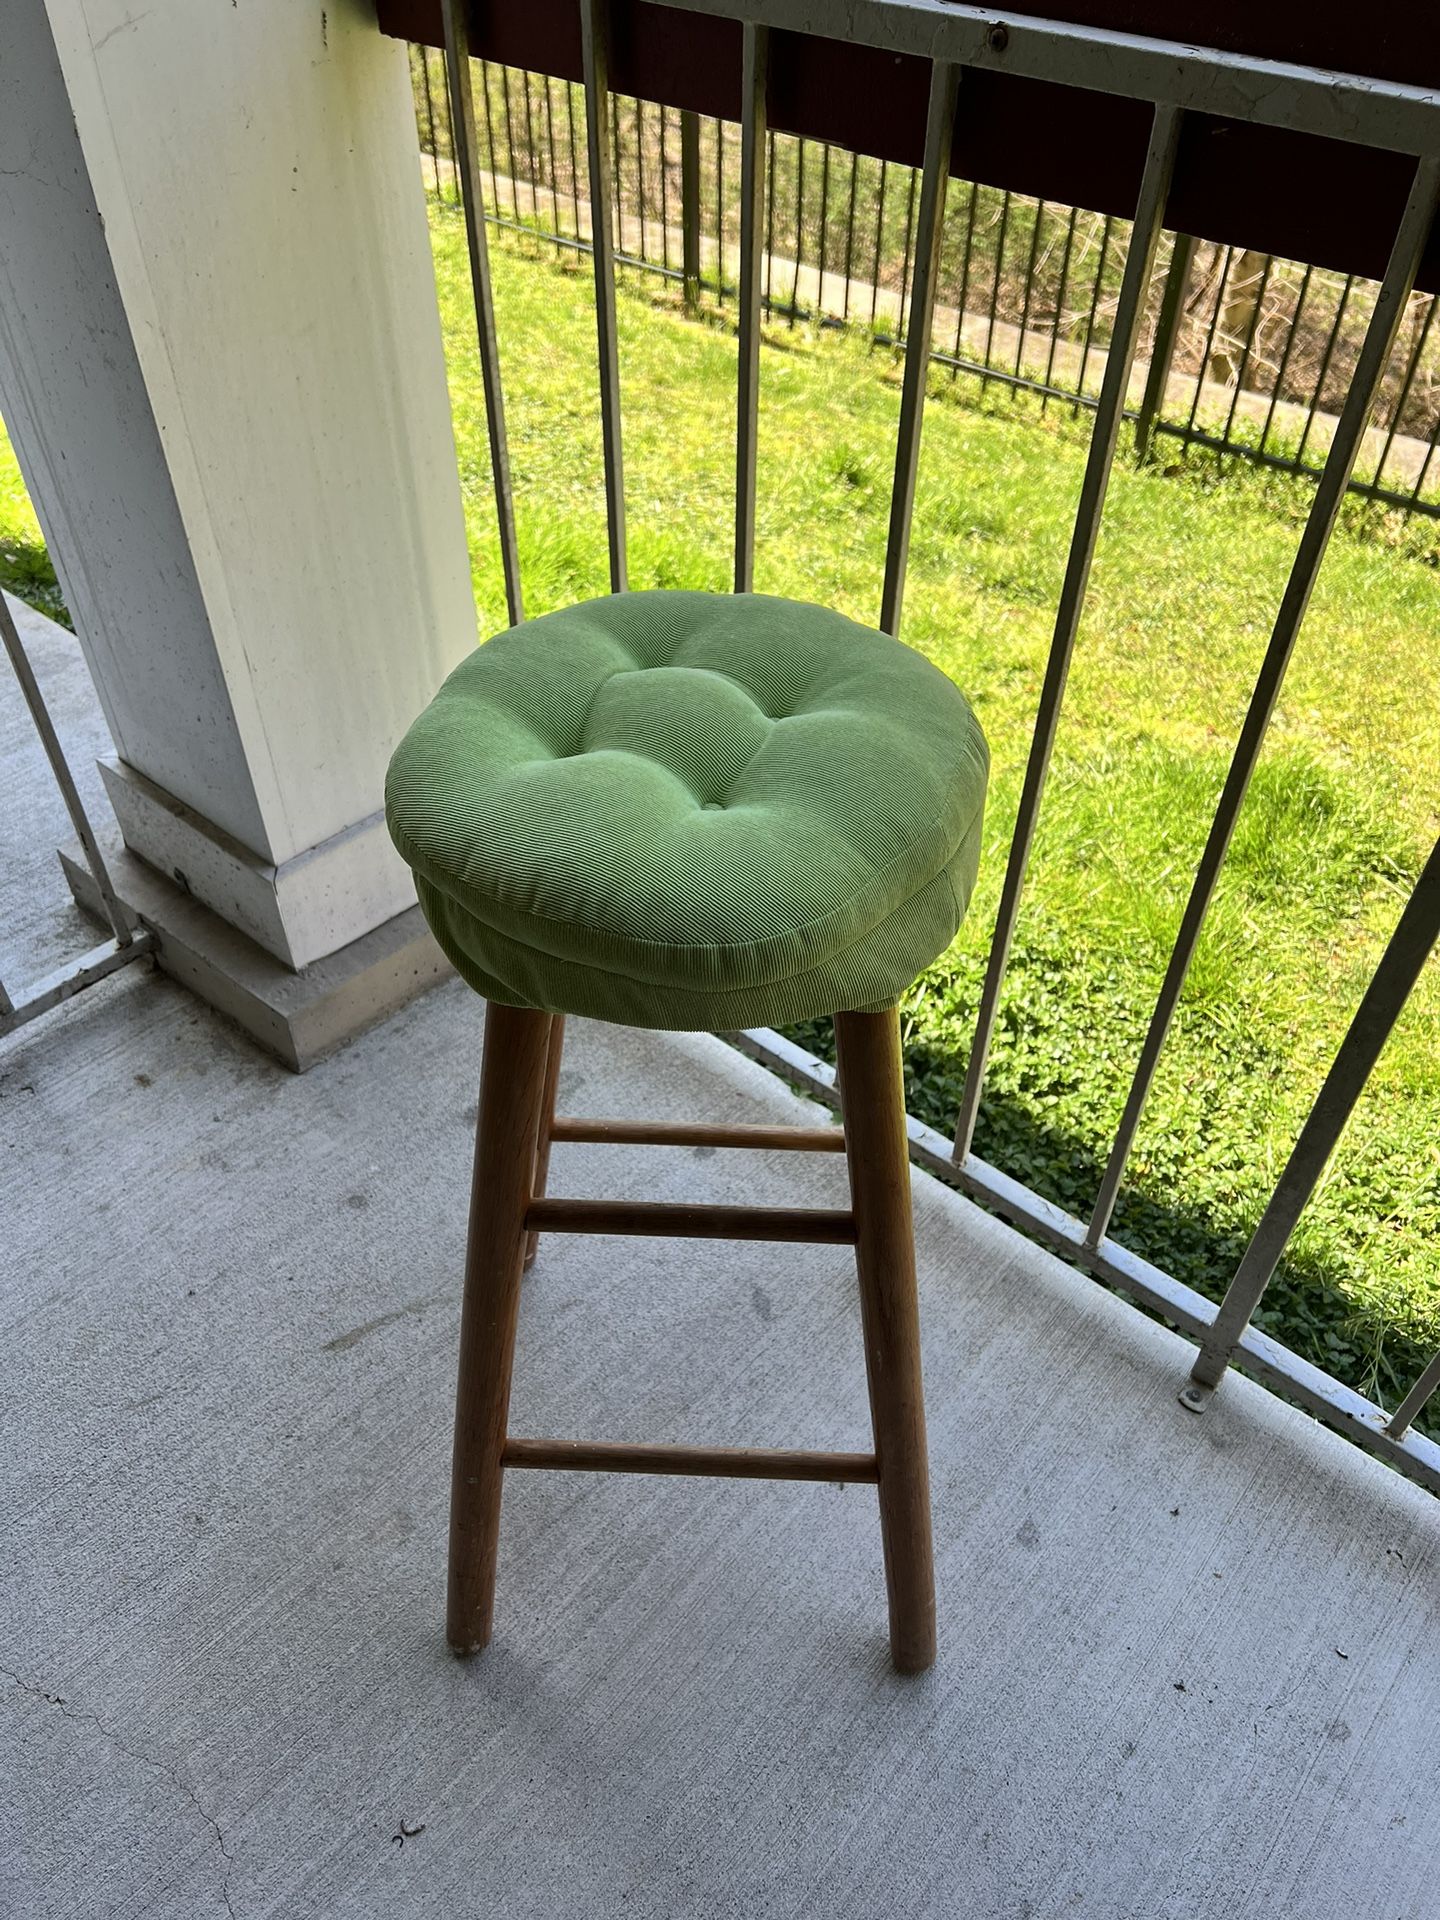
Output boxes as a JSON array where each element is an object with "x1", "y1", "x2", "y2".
[{"x1": 385, "y1": 591, "x2": 989, "y2": 1031}]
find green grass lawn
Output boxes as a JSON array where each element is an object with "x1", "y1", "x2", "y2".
[
  {"x1": 4, "y1": 202, "x2": 1437, "y2": 1426},
  {"x1": 438, "y1": 210, "x2": 1440, "y2": 1423},
  {"x1": 0, "y1": 437, "x2": 68, "y2": 628}
]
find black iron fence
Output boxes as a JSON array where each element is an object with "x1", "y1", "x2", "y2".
[{"x1": 410, "y1": 44, "x2": 1440, "y2": 525}]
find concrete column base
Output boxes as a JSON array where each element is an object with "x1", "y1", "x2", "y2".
[
  {"x1": 99, "y1": 757, "x2": 418, "y2": 971},
  {"x1": 62, "y1": 835, "x2": 451, "y2": 1071}
]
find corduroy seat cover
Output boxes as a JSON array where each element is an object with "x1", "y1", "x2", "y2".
[{"x1": 385, "y1": 591, "x2": 989, "y2": 1030}]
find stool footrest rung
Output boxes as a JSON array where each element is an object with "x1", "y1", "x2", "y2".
[
  {"x1": 502, "y1": 1438, "x2": 879, "y2": 1483},
  {"x1": 550, "y1": 1116, "x2": 847, "y2": 1152},
  {"x1": 523, "y1": 1197, "x2": 857, "y2": 1244}
]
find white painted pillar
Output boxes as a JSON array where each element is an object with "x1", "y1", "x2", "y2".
[{"x1": 0, "y1": 0, "x2": 474, "y2": 977}]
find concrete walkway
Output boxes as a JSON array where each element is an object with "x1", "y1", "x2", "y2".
[{"x1": 5, "y1": 957, "x2": 1440, "y2": 1918}]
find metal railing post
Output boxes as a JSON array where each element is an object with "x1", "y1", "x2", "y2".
[
  {"x1": 734, "y1": 22, "x2": 769, "y2": 593},
  {"x1": 440, "y1": 0, "x2": 524, "y2": 625},
  {"x1": 0, "y1": 591, "x2": 156, "y2": 1040},
  {"x1": 580, "y1": 0, "x2": 628, "y2": 592},
  {"x1": 1135, "y1": 231, "x2": 1195, "y2": 461},
  {"x1": 1387, "y1": 1347, "x2": 1440, "y2": 1442},
  {"x1": 952, "y1": 103, "x2": 1183, "y2": 1162},
  {"x1": 680, "y1": 108, "x2": 702, "y2": 311},
  {"x1": 1186, "y1": 831, "x2": 1440, "y2": 1400},
  {"x1": 880, "y1": 60, "x2": 960, "y2": 637},
  {"x1": 0, "y1": 594, "x2": 133, "y2": 948}
]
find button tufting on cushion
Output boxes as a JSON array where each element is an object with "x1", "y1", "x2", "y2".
[{"x1": 385, "y1": 590, "x2": 990, "y2": 1030}]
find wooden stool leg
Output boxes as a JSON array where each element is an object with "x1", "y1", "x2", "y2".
[
  {"x1": 523, "y1": 1015, "x2": 566, "y2": 1272},
  {"x1": 447, "y1": 1000, "x2": 555, "y2": 1656},
  {"x1": 833, "y1": 1006, "x2": 937, "y2": 1674}
]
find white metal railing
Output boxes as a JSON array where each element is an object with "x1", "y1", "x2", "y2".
[
  {"x1": 0, "y1": 594, "x2": 150, "y2": 1038},
  {"x1": 429, "y1": 0, "x2": 1440, "y2": 1489}
]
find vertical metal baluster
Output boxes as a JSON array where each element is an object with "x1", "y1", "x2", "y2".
[
  {"x1": 871, "y1": 160, "x2": 888, "y2": 333},
  {"x1": 433, "y1": 47, "x2": 455, "y2": 203},
  {"x1": 1135, "y1": 231, "x2": 1195, "y2": 460},
  {"x1": 448, "y1": 54, "x2": 465, "y2": 206},
  {"x1": 660, "y1": 103, "x2": 673, "y2": 276},
  {"x1": 950, "y1": 181, "x2": 977, "y2": 373},
  {"x1": 842, "y1": 151, "x2": 860, "y2": 323},
  {"x1": 419, "y1": 47, "x2": 442, "y2": 200},
  {"x1": 880, "y1": 61, "x2": 960, "y2": 638},
  {"x1": 520, "y1": 70, "x2": 541, "y2": 227},
  {"x1": 635, "y1": 96, "x2": 648, "y2": 262},
  {"x1": 1219, "y1": 254, "x2": 1273, "y2": 449},
  {"x1": 957, "y1": 181, "x2": 983, "y2": 354},
  {"x1": 479, "y1": 61, "x2": 500, "y2": 215},
  {"x1": 1372, "y1": 293, "x2": 1435, "y2": 491},
  {"x1": 1041, "y1": 202, "x2": 1078, "y2": 411},
  {"x1": 1295, "y1": 273, "x2": 1354, "y2": 468},
  {"x1": 0, "y1": 594, "x2": 133, "y2": 946},
  {"x1": 542, "y1": 74, "x2": 562, "y2": 249},
  {"x1": 734, "y1": 22, "x2": 769, "y2": 594},
  {"x1": 817, "y1": 142, "x2": 832, "y2": 311},
  {"x1": 1016, "y1": 198, "x2": 1045, "y2": 380},
  {"x1": 1258, "y1": 262, "x2": 1312, "y2": 458},
  {"x1": 1074, "y1": 213, "x2": 1114, "y2": 414},
  {"x1": 1407, "y1": 416, "x2": 1440, "y2": 505},
  {"x1": 580, "y1": 0, "x2": 627, "y2": 592},
  {"x1": 896, "y1": 164, "x2": 919, "y2": 336},
  {"x1": 1187, "y1": 829, "x2": 1440, "y2": 1398},
  {"x1": 442, "y1": 2, "x2": 524, "y2": 626},
  {"x1": 499, "y1": 64, "x2": 519, "y2": 221},
  {"x1": 682, "y1": 111, "x2": 703, "y2": 304},
  {"x1": 1181, "y1": 244, "x2": 1231, "y2": 450},
  {"x1": 981, "y1": 189, "x2": 1012, "y2": 385},
  {"x1": 1086, "y1": 156, "x2": 1440, "y2": 1249},
  {"x1": 769, "y1": 133, "x2": 782, "y2": 311},
  {"x1": 1386, "y1": 1346, "x2": 1440, "y2": 1442},
  {"x1": 953, "y1": 105, "x2": 1183, "y2": 1162},
  {"x1": 610, "y1": 91, "x2": 623, "y2": 265},
  {"x1": 565, "y1": 81, "x2": 581, "y2": 241},
  {"x1": 716, "y1": 116, "x2": 727, "y2": 305},
  {"x1": 789, "y1": 138, "x2": 807, "y2": 325},
  {"x1": 941, "y1": 177, "x2": 962, "y2": 374}
]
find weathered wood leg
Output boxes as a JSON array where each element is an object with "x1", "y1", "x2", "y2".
[
  {"x1": 523, "y1": 1014, "x2": 566, "y2": 1272},
  {"x1": 447, "y1": 1000, "x2": 555, "y2": 1655},
  {"x1": 834, "y1": 1005, "x2": 937, "y2": 1674}
]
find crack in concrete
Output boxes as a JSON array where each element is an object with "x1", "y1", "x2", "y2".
[
  {"x1": 3, "y1": 1662, "x2": 236, "y2": 1917},
  {"x1": 322, "y1": 1289, "x2": 445, "y2": 1353}
]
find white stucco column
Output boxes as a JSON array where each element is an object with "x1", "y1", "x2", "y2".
[{"x1": 0, "y1": 0, "x2": 473, "y2": 1008}]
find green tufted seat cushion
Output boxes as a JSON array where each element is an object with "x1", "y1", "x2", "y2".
[{"x1": 385, "y1": 591, "x2": 989, "y2": 1031}]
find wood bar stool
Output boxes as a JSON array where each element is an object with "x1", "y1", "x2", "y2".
[{"x1": 386, "y1": 590, "x2": 989, "y2": 1674}]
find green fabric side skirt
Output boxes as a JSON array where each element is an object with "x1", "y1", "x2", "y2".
[{"x1": 415, "y1": 828, "x2": 981, "y2": 1031}]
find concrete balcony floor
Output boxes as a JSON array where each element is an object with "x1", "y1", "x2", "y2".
[{"x1": 4, "y1": 628, "x2": 1440, "y2": 1919}]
